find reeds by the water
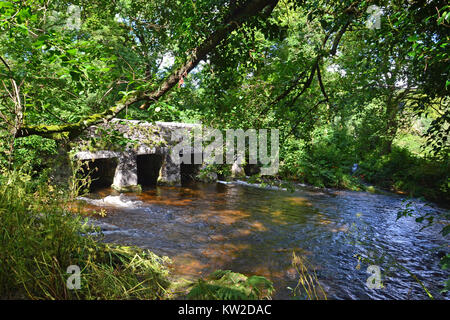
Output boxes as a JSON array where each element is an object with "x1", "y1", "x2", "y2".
[{"x1": 291, "y1": 252, "x2": 327, "y2": 300}]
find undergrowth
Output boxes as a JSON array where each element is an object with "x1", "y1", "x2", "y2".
[
  {"x1": 187, "y1": 270, "x2": 274, "y2": 300},
  {"x1": 0, "y1": 169, "x2": 171, "y2": 299}
]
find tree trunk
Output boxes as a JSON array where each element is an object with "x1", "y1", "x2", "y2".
[{"x1": 382, "y1": 96, "x2": 399, "y2": 155}]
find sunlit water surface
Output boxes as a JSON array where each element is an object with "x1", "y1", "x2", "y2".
[{"x1": 80, "y1": 182, "x2": 449, "y2": 299}]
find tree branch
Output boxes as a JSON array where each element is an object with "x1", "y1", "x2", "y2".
[
  {"x1": 17, "y1": 0, "x2": 280, "y2": 139},
  {"x1": 141, "y1": 0, "x2": 279, "y2": 107},
  {"x1": 0, "y1": 55, "x2": 11, "y2": 72}
]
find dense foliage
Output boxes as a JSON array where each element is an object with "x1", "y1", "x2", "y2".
[
  {"x1": 0, "y1": 0, "x2": 448, "y2": 197},
  {"x1": 0, "y1": 0, "x2": 448, "y2": 299}
]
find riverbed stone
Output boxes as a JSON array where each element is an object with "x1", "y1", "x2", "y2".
[{"x1": 231, "y1": 160, "x2": 246, "y2": 178}]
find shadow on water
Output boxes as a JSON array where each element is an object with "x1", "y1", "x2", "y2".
[{"x1": 82, "y1": 182, "x2": 449, "y2": 300}]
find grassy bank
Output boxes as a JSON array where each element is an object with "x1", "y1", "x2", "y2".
[{"x1": 0, "y1": 170, "x2": 172, "y2": 299}]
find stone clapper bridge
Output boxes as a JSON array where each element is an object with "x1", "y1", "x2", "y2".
[{"x1": 74, "y1": 119, "x2": 205, "y2": 192}]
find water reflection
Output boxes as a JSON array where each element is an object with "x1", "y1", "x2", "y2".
[{"x1": 84, "y1": 182, "x2": 448, "y2": 300}]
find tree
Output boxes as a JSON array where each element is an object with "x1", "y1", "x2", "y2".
[{"x1": 6, "y1": 0, "x2": 280, "y2": 139}]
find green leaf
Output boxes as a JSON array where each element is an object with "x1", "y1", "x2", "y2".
[
  {"x1": 407, "y1": 35, "x2": 418, "y2": 42},
  {"x1": 66, "y1": 49, "x2": 78, "y2": 56},
  {"x1": 441, "y1": 225, "x2": 450, "y2": 237},
  {"x1": 0, "y1": 2, "x2": 13, "y2": 9},
  {"x1": 440, "y1": 254, "x2": 450, "y2": 270}
]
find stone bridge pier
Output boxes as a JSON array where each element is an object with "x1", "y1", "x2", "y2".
[{"x1": 74, "y1": 120, "x2": 202, "y2": 192}]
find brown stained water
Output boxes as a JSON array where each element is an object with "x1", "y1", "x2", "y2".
[{"x1": 83, "y1": 182, "x2": 449, "y2": 300}]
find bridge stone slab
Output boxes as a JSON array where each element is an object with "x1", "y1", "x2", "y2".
[{"x1": 73, "y1": 119, "x2": 203, "y2": 191}]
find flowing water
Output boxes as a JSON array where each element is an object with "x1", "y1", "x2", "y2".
[{"x1": 80, "y1": 181, "x2": 449, "y2": 300}]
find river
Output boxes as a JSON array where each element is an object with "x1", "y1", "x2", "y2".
[{"x1": 79, "y1": 181, "x2": 449, "y2": 300}]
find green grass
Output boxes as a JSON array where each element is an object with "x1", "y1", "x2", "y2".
[{"x1": 0, "y1": 170, "x2": 172, "y2": 299}]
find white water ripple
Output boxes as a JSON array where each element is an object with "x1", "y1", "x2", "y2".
[{"x1": 77, "y1": 194, "x2": 143, "y2": 208}]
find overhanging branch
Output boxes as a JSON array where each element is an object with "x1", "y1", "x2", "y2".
[{"x1": 17, "y1": 0, "x2": 280, "y2": 139}]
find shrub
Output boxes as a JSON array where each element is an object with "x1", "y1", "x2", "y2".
[
  {"x1": 359, "y1": 147, "x2": 449, "y2": 204},
  {"x1": 280, "y1": 135, "x2": 360, "y2": 189},
  {"x1": 0, "y1": 169, "x2": 171, "y2": 299}
]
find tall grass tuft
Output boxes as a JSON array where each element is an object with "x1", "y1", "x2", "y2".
[
  {"x1": 0, "y1": 169, "x2": 171, "y2": 299},
  {"x1": 291, "y1": 252, "x2": 327, "y2": 300}
]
